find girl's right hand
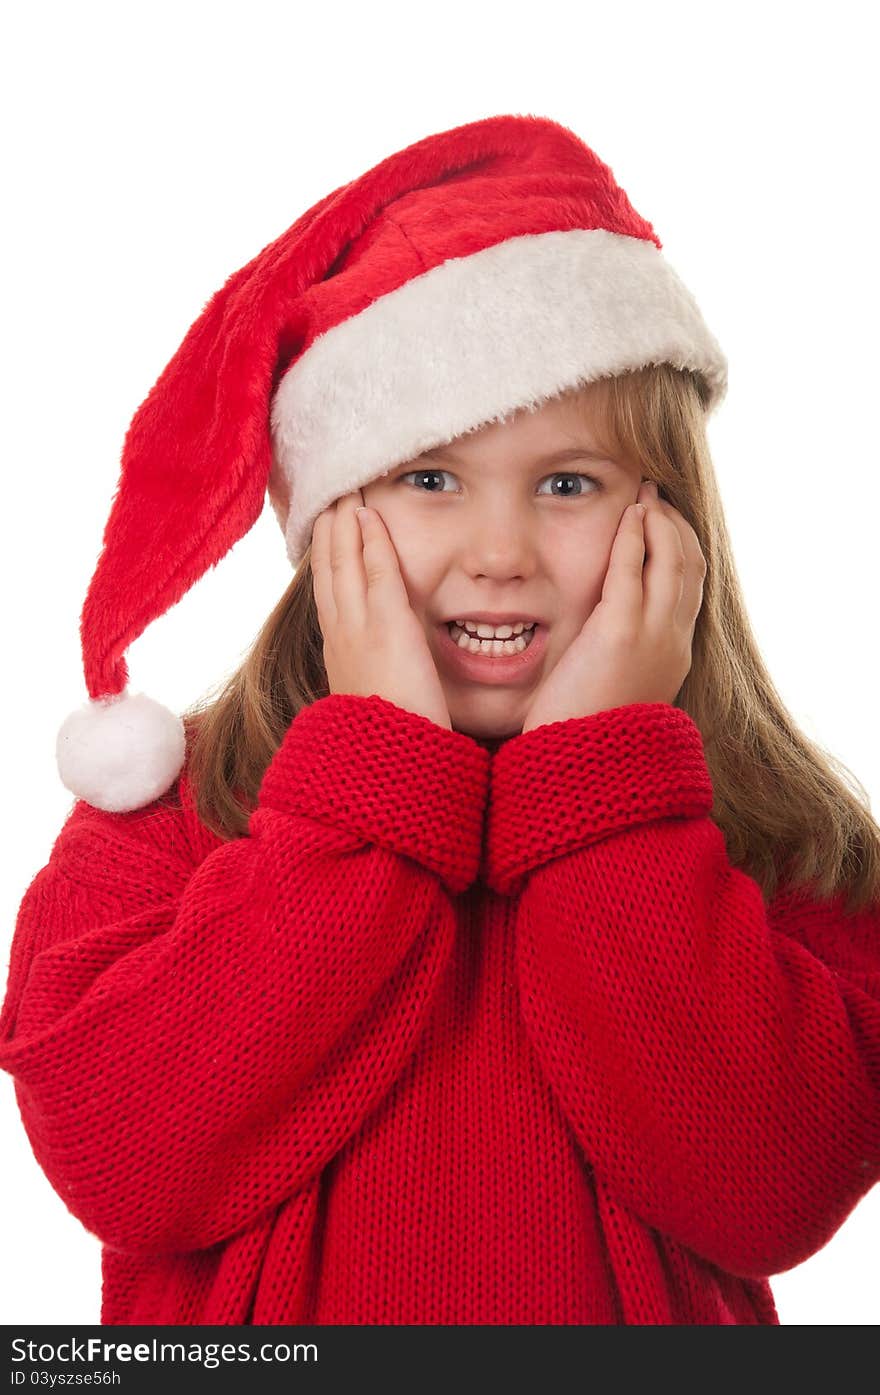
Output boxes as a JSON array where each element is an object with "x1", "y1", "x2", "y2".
[{"x1": 310, "y1": 490, "x2": 453, "y2": 731}]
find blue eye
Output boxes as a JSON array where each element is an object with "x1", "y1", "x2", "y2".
[
  {"x1": 397, "y1": 469, "x2": 451, "y2": 493},
  {"x1": 398, "y1": 469, "x2": 601, "y2": 497},
  {"x1": 536, "y1": 473, "x2": 601, "y2": 498}
]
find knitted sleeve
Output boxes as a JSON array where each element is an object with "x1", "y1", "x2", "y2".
[
  {"x1": 0, "y1": 694, "x2": 489, "y2": 1258},
  {"x1": 484, "y1": 701, "x2": 880, "y2": 1281}
]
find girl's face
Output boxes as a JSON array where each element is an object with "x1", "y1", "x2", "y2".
[{"x1": 360, "y1": 393, "x2": 644, "y2": 742}]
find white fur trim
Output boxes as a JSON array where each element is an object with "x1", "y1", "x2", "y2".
[
  {"x1": 56, "y1": 690, "x2": 186, "y2": 813},
  {"x1": 269, "y1": 227, "x2": 727, "y2": 566}
]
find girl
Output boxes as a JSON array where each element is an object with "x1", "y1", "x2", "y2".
[{"x1": 2, "y1": 113, "x2": 879, "y2": 1327}]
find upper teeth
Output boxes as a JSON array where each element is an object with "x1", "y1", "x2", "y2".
[{"x1": 452, "y1": 620, "x2": 536, "y2": 639}]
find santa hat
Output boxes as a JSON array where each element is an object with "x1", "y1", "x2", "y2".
[{"x1": 55, "y1": 111, "x2": 727, "y2": 813}]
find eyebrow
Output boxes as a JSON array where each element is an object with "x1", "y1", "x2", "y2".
[{"x1": 417, "y1": 444, "x2": 622, "y2": 470}]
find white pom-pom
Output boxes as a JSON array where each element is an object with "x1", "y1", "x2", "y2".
[{"x1": 56, "y1": 690, "x2": 187, "y2": 813}]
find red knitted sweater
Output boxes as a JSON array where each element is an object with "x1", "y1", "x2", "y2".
[{"x1": 2, "y1": 694, "x2": 879, "y2": 1325}]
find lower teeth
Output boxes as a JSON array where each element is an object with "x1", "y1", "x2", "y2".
[{"x1": 448, "y1": 623, "x2": 536, "y2": 656}]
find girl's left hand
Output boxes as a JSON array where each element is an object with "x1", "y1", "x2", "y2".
[{"x1": 520, "y1": 480, "x2": 707, "y2": 733}]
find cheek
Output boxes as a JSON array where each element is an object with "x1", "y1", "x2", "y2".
[
  {"x1": 552, "y1": 529, "x2": 612, "y2": 616},
  {"x1": 373, "y1": 512, "x2": 437, "y2": 600}
]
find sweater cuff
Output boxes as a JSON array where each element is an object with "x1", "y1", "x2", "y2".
[
  {"x1": 258, "y1": 694, "x2": 491, "y2": 896},
  {"x1": 483, "y1": 702, "x2": 714, "y2": 897}
]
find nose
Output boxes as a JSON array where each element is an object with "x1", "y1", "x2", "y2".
[{"x1": 458, "y1": 503, "x2": 538, "y2": 577}]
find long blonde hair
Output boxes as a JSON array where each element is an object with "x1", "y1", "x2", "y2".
[{"x1": 177, "y1": 364, "x2": 880, "y2": 916}]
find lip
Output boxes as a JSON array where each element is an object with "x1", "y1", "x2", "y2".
[
  {"x1": 436, "y1": 620, "x2": 549, "y2": 687},
  {"x1": 442, "y1": 612, "x2": 545, "y2": 627}
]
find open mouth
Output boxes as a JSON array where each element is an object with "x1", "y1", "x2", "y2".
[
  {"x1": 436, "y1": 620, "x2": 548, "y2": 686},
  {"x1": 445, "y1": 620, "x2": 538, "y2": 656}
]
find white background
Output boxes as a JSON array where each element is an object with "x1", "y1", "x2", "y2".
[{"x1": 1, "y1": 0, "x2": 878, "y2": 1326}]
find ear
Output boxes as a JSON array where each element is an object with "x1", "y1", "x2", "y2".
[{"x1": 267, "y1": 468, "x2": 291, "y2": 534}]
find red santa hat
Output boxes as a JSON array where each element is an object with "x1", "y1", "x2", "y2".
[{"x1": 55, "y1": 111, "x2": 727, "y2": 813}]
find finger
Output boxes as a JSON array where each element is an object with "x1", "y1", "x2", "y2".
[
  {"x1": 641, "y1": 503, "x2": 687, "y2": 631},
  {"x1": 357, "y1": 505, "x2": 415, "y2": 621},
  {"x1": 330, "y1": 491, "x2": 370, "y2": 630},
  {"x1": 651, "y1": 496, "x2": 707, "y2": 629},
  {"x1": 652, "y1": 495, "x2": 705, "y2": 572},
  {"x1": 600, "y1": 503, "x2": 649, "y2": 623}
]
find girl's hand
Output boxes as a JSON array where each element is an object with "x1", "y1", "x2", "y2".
[
  {"x1": 520, "y1": 480, "x2": 707, "y2": 733},
  {"x1": 311, "y1": 491, "x2": 453, "y2": 731}
]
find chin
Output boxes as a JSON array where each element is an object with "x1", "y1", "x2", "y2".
[
  {"x1": 453, "y1": 718, "x2": 522, "y2": 735},
  {"x1": 449, "y1": 707, "x2": 525, "y2": 743}
]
